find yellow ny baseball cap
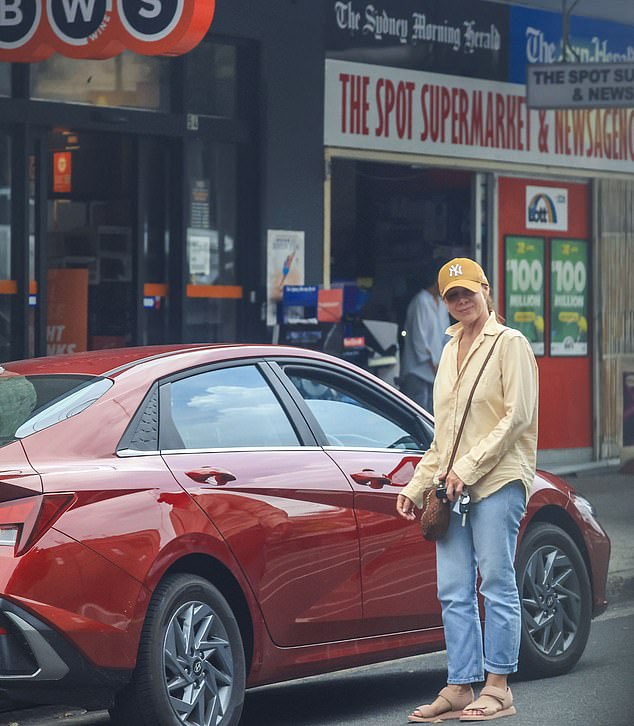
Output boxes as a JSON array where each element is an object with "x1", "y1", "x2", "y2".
[{"x1": 438, "y1": 258, "x2": 489, "y2": 298}]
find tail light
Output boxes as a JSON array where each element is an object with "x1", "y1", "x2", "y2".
[{"x1": 0, "y1": 494, "x2": 75, "y2": 556}]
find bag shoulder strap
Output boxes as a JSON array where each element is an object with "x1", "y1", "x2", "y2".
[{"x1": 444, "y1": 329, "x2": 507, "y2": 476}]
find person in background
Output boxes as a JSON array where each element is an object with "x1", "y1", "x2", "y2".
[
  {"x1": 399, "y1": 261, "x2": 450, "y2": 413},
  {"x1": 396, "y1": 257, "x2": 539, "y2": 723}
]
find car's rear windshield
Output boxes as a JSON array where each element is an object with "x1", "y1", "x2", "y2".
[{"x1": 0, "y1": 372, "x2": 113, "y2": 447}]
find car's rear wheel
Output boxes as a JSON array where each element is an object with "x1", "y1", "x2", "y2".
[
  {"x1": 516, "y1": 522, "x2": 592, "y2": 678},
  {"x1": 110, "y1": 574, "x2": 245, "y2": 726}
]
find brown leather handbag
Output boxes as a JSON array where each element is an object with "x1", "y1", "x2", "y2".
[{"x1": 420, "y1": 331, "x2": 506, "y2": 541}]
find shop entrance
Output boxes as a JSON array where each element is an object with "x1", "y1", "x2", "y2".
[
  {"x1": 46, "y1": 129, "x2": 171, "y2": 353},
  {"x1": 331, "y1": 159, "x2": 474, "y2": 331},
  {"x1": 327, "y1": 158, "x2": 478, "y2": 384}
]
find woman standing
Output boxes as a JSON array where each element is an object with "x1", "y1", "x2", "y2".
[{"x1": 396, "y1": 257, "x2": 539, "y2": 722}]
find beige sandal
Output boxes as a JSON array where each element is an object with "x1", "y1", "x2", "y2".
[
  {"x1": 459, "y1": 685, "x2": 517, "y2": 721},
  {"x1": 408, "y1": 686, "x2": 475, "y2": 723}
]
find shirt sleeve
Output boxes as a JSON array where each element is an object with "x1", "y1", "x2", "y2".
[
  {"x1": 451, "y1": 334, "x2": 538, "y2": 486},
  {"x1": 400, "y1": 436, "x2": 441, "y2": 508}
]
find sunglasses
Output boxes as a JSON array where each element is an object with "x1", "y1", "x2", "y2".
[{"x1": 444, "y1": 288, "x2": 479, "y2": 303}]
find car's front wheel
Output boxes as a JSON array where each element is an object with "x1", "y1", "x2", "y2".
[
  {"x1": 516, "y1": 522, "x2": 592, "y2": 678},
  {"x1": 111, "y1": 574, "x2": 246, "y2": 726}
]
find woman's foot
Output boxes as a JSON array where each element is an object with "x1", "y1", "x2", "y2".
[
  {"x1": 459, "y1": 685, "x2": 516, "y2": 721},
  {"x1": 408, "y1": 685, "x2": 474, "y2": 723}
]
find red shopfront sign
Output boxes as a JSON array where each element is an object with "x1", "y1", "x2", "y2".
[{"x1": 0, "y1": 0, "x2": 215, "y2": 62}]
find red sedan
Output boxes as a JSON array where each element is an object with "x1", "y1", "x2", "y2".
[{"x1": 0, "y1": 345, "x2": 609, "y2": 726}]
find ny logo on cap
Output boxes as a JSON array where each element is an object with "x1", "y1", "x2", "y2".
[{"x1": 449, "y1": 264, "x2": 463, "y2": 277}]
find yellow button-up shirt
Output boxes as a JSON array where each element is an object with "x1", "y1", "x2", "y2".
[{"x1": 401, "y1": 312, "x2": 539, "y2": 506}]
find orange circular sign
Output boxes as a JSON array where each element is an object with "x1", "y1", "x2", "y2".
[{"x1": 0, "y1": 0, "x2": 215, "y2": 61}]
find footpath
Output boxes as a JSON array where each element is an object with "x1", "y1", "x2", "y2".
[
  {"x1": 1, "y1": 464, "x2": 632, "y2": 725},
  {"x1": 563, "y1": 464, "x2": 634, "y2": 603}
]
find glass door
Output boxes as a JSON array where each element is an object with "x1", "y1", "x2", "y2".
[
  {"x1": 140, "y1": 135, "x2": 172, "y2": 345},
  {"x1": 47, "y1": 129, "x2": 135, "y2": 353},
  {"x1": 45, "y1": 129, "x2": 173, "y2": 353}
]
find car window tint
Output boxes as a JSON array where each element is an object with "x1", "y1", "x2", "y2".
[
  {"x1": 286, "y1": 371, "x2": 428, "y2": 451},
  {"x1": 167, "y1": 365, "x2": 299, "y2": 449}
]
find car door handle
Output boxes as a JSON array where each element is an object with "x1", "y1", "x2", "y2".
[
  {"x1": 185, "y1": 467, "x2": 237, "y2": 486},
  {"x1": 351, "y1": 470, "x2": 391, "y2": 489}
]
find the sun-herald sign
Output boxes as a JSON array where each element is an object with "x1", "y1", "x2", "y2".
[{"x1": 0, "y1": 0, "x2": 216, "y2": 61}]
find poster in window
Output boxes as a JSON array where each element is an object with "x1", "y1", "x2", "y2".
[
  {"x1": 504, "y1": 236, "x2": 545, "y2": 356},
  {"x1": 47, "y1": 268, "x2": 88, "y2": 355},
  {"x1": 53, "y1": 152, "x2": 72, "y2": 193},
  {"x1": 266, "y1": 230, "x2": 305, "y2": 326},
  {"x1": 550, "y1": 239, "x2": 588, "y2": 356}
]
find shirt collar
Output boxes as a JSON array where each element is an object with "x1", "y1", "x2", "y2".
[{"x1": 446, "y1": 311, "x2": 502, "y2": 339}]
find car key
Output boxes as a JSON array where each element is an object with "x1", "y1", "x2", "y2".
[{"x1": 459, "y1": 492, "x2": 471, "y2": 527}]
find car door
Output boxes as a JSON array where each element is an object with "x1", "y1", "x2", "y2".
[
  {"x1": 272, "y1": 360, "x2": 442, "y2": 637},
  {"x1": 159, "y1": 360, "x2": 363, "y2": 647}
]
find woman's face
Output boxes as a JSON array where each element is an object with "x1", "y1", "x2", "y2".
[{"x1": 444, "y1": 284, "x2": 489, "y2": 324}]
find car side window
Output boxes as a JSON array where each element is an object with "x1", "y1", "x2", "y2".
[
  {"x1": 285, "y1": 368, "x2": 430, "y2": 451},
  {"x1": 165, "y1": 365, "x2": 299, "y2": 450}
]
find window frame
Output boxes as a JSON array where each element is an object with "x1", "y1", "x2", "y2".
[
  {"x1": 267, "y1": 359, "x2": 434, "y2": 453},
  {"x1": 150, "y1": 358, "x2": 317, "y2": 453}
]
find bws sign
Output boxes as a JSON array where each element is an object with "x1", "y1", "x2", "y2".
[{"x1": 0, "y1": 0, "x2": 215, "y2": 61}]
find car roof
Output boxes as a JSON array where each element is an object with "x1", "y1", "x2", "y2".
[{"x1": 1, "y1": 344, "x2": 357, "y2": 380}]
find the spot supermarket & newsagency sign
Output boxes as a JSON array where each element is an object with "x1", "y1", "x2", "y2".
[{"x1": 324, "y1": 59, "x2": 634, "y2": 175}]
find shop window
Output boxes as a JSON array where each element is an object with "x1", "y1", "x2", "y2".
[
  {"x1": 0, "y1": 65, "x2": 9, "y2": 96},
  {"x1": 184, "y1": 140, "x2": 238, "y2": 344},
  {"x1": 186, "y1": 42, "x2": 236, "y2": 118},
  {"x1": 30, "y1": 52, "x2": 170, "y2": 111}
]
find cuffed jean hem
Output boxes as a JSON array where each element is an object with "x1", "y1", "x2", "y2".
[
  {"x1": 484, "y1": 661, "x2": 518, "y2": 675},
  {"x1": 448, "y1": 676, "x2": 484, "y2": 685}
]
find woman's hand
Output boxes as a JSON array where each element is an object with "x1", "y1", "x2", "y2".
[
  {"x1": 396, "y1": 493, "x2": 417, "y2": 520},
  {"x1": 441, "y1": 469, "x2": 466, "y2": 502}
]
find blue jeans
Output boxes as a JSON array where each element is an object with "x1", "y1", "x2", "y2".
[{"x1": 436, "y1": 481, "x2": 525, "y2": 684}]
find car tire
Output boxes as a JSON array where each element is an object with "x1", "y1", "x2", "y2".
[
  {"x1": 516, "y1": 522, "x2": 592, "y2": 678},
  {"x1": 110, "y1": 574, "x2": 246, "y2": 726}
]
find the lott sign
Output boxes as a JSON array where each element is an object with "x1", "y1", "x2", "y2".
[{"x1": 0, "y1": 0, "x2": 216, "y2": 61}]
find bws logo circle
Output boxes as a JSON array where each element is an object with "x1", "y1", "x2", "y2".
[
  {"x1": 47, "y1": 0, "x2": 111, "y2": 46},
  {"x1": 0, "y1": 0, "x2": 40, "y2": 49},
  {"x1": 118, "y1": 0, "x2": 183, "y2": 41}
]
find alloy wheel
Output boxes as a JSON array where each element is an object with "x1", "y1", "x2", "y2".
[
  {"x1": 162, "y1": 600, "x2": 234, "y2": 726},
  {"x1": 521, "y1": 544, "x2": 582, "y2": 657}
]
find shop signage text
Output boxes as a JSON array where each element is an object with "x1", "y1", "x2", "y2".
[
  {"x1": 333, "y1": 1, "x2": 500, "y2": 52},
  {"x1": 527, "y1": 62, "x2": 634, "y2": 109},
  {"x1": 510, "y1": 6, "x2": 634, "y2": 83},
  {"x1": 325, "y1": 59, "x2": 634, "y2": 174},
  {"x1": 550, "y1": 239, "x2": 588, "y2": 357},
  {"x1": 0, "y1": 0, "x2": 216, "y2": 61},
  {"x1": 327, "y1": 0, "x2": 509, "y2": 81},
  {"x1": 505, "y1": 236, "x2": 545, "y2": 356},
  {"x1": 525, "y1": 186, "x2": 567, "y2": 231}
]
